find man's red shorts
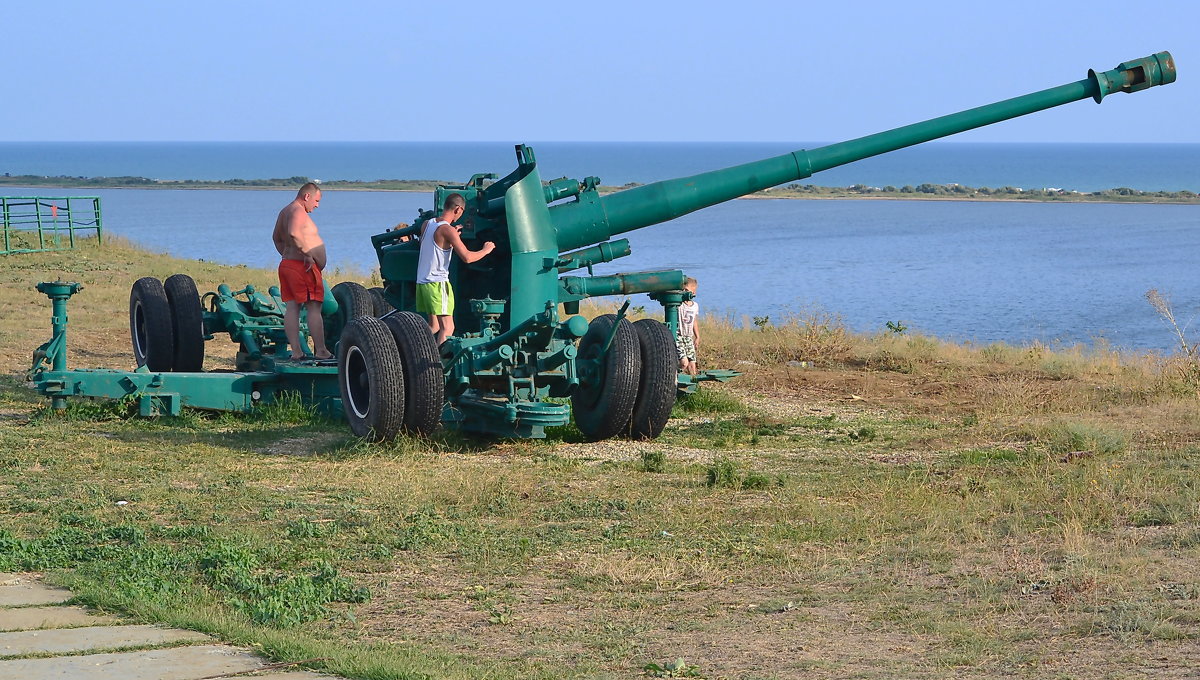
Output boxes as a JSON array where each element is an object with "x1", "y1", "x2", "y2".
[{"x1": 278, "y1": 258, "x2": 324, "y2": 303}]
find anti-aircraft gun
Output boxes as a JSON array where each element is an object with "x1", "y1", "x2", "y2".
[
  {"x1": 26, "y1": 51, "x2": 1177, "y2": 443},
  {"x1": 338, "y1": 52, "x2": 1176, "y2": 441}
]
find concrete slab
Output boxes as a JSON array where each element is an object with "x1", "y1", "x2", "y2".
[
  {"x1": 0, "y1": 624, "x2": 209, "y2": 657},
  {"x1": 0, "y1": 644, "x2": 265, "y2": 680},
  {"x1": 0, "y1": 606, "x2": 117, "y2": 632},
  {"x1": 0, "y1": 580, "x2": 72, "y2": 607},
  {"x1": 0, "y1": 574, "x2": 348, "y2": 679}
]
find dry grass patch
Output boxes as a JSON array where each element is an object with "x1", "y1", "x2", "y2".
[{"x1": 557, "y1": 549, "x2": 727, "y2": 591}]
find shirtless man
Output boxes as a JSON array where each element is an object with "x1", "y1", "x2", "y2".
[
  {"x1": 272, "y1": 183, "x2": 332, "y2": 360},
  {"x1": 416, "y1": 193, "x2": 495, "y2": 344}
]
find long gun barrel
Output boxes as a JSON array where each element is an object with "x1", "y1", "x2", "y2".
[{"x1": 551, "y1": 51, "x2": 1176, "y2": 251}]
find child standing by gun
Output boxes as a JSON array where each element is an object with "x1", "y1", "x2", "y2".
[{"x1": 677, "y1": 277, "x2": 700, "y2": 376}]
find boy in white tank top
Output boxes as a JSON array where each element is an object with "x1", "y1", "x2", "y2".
[{"x1": 415, "y1": 193, "x2": 496, "y2": 344}]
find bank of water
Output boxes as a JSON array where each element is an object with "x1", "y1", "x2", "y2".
[{"x1": 7, "y1": 185, "x2": 1198, "y2": 352}]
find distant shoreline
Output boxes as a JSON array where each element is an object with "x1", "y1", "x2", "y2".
[{"x1": 1, "y1": 175, "x2": 1196, "y2": 204}]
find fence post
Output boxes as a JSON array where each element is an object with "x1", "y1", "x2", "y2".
[
  {"x1": 63, "y1": 198, "x2": 73, "y2": 248},
  {"x1": 2, "y1": 197, "x2": 9, "y2": 254},
  {"x1": 35, "y1": 200, "x2": 46, "y2": 250},
  {"x1": 93, "y1": 197, "x2": 103, "y2": 245}
]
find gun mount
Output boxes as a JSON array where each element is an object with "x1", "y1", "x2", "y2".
[{"x1": 28, "y1": 52, "x2": 1176, "y2": 442}]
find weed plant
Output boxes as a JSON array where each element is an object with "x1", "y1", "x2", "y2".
[{"x1": 640, "y1": 450, "x2": 666, "y2": 473}]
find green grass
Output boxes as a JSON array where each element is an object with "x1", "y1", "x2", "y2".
[
  {"x1": 4, "y1": 244, "x2": 1200, "y2": 679},
  {"x1": 4, "y1": 372, "x2": 1200, "y2": 678}
]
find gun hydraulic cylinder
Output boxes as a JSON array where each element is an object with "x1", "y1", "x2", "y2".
[
  {"x1": 560, "y1": 270, "x2": 687, "y2": 298},
  {"x1": 555, "y1": 239, "x2": 632, "y2": 272}
]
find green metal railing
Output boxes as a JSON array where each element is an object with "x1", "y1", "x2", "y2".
[{"x1": 1, "y1": 196, "x2": 103, "y2": 254}]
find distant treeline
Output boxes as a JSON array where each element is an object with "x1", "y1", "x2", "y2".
[
  {"x1": 2, "y1": 173, "x2": 1196, "y2": 203},
  {"x1": 767, "y1": 182, "x2": 1200, "y2": 203},
  {"x1": 0, "y1": 174, "x2": 445, "y2": 192}
]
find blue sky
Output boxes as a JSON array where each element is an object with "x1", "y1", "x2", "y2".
[{"x1": 2, "y1": 0, "x2": 1194, "y2": 143}]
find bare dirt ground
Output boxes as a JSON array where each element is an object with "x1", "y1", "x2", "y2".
[{"x1": 318, "y1": 369, "x2": 1200, "y2": 680}]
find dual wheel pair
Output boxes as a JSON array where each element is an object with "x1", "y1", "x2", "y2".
[
  {"x1": 572, "y1": 315, "x2": 677, "y2": 441},
  {"x1": 129, "y1": 275, "x2": 205, "y2": 373},
  {"x1": 255, "y1": 278, "x2": 443, "y2": 441},
  {"x1": 336, "y1": 310, "x2": 443, "y2": 442}
]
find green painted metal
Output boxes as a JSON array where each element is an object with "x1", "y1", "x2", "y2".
[
  {"x1": 204, "y1": 280, "x2": 342, "y2": 368},
  {"x1": 676, "y1": 369, "x2": 739, "y2": 396},
  {"x1": 29, "y1": 277, "x2": 346, "y2": 418},
  {"x1": 33, "y1": 365, "x2": 342, "y2": 417},
  {"x1": 1, "y1": 197, "x2": 103, "y2": 255},
  {"x1": 30, "y1": 281, "x2": 84, "y2": 409},
  {"x1": 371, "y1": 52, "x2": 1175, "y2": 439}
]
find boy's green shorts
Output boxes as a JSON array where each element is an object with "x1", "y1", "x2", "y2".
[{"x1": 416, "y1": 281, "x2": 454, "y2": 316}]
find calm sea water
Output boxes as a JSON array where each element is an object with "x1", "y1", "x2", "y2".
[{"x1": 4, "y1": 142, "x2": 1199, "y2": 352}]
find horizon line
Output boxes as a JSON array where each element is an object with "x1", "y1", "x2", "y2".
[{"x1": 2, "y1": 139, "x2": 1198, "y2": 146}]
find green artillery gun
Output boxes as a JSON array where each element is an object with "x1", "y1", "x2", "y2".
[
  {"x1": 28, "y1": 52, "x2": 1176, "y2": 442},
  {"x1": 357, "y1": 51, "x2": 1175, "y2": 441}
]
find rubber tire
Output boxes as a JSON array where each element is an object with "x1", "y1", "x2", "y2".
[
  {"x1": 129, "y1": 277, "x2": 174, "y2": 372},
  {"x1": 382, "y1": 312, "x2": 444, "y2": 436},
  {"x1": 572, "y1": 314, "x2": 641, "y2": 441},
  {"x1": 627, "y1": 319, "x2": 677, "y2": 440},
  {"x1": 164, "y1": 273, "x2": 205, "y2": 372},
  {"x1": 329, "y1": 281, "x2": 374, "y2": 345},
  {"x1": 369, "y1": 286, "x2": 395, "y2": 317},
  {"x1": 337, "y1": 317, "x2": 405, "y2": 442}
]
